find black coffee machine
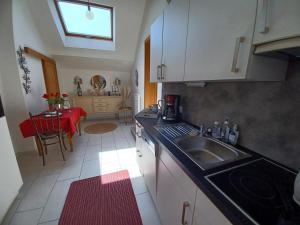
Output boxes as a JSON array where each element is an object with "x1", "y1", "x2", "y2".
[{"x1": 160, "y1": 95, "x2": 181, "y2": 121}]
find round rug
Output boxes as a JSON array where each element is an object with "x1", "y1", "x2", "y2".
[{"x1": 84, "y1": 123, "x2": 117, "y2": 134}]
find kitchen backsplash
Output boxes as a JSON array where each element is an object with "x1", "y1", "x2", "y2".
[{"x1": 163, "y1": 62, "x2": 300, "y2": 170}]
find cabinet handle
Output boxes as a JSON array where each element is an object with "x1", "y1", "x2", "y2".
[
  {"x1": 157, "y1": 65, "x2": 162, "y2": 81},
  {"x1": 181, "y1": 201, "x2": 190, "y2": 225},
  {"x1": 161, "y1": 64, "x2": 166, "y2": 81},
  {"x1": 231, "y1": 37, "x2": 245, "y2": 73},
  {"x1": 259, "y1": 0, "x2": 270, "y2": 34},
  {"x1": 136, "y1": 150, "x2": 142, "y2": 157}
]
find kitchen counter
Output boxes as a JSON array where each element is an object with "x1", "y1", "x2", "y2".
[{"x1": 135, "y1": 116, "x2": 299, "y2": 225}]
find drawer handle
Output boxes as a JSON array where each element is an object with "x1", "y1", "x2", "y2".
[
  {"x1": 181, "y1": 201, "x2": 190, "y2": 225},
  {"x1": 231, "y1": 36, "x2": 244, "y2": 73},
  {"x1": 157, "y1": 65, "x2": 162, "y2": 81},
  {"x1": 259, "y1": 0, "x2": 270, "y2": 34}
]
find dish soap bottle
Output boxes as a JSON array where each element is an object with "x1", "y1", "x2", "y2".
[
  {"x1": 212, "y1": 121, "x2": 221, "y2": 139},
  {"x1": 228, "y1": 124, "x2": 239, "y2": 145},
  {"x1": 221, "y1": 119, "x2": 230, "y2": 142}
]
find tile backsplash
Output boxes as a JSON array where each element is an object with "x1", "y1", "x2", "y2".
[{"x1": 163, "y1": 62, "x2": 300, "y2": 170}]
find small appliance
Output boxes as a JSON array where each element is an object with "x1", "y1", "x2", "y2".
[{"x1": 160, "y1": 95, "x2": 180, "y2": 121}]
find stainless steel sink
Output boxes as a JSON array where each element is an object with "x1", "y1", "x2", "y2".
[{"x1": 175, "y1": 136, "x2": 250, "y2": 170}]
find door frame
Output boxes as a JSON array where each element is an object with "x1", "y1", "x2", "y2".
[{"x1": 144, "y1": 36, "x2": 157, "y2": 108}]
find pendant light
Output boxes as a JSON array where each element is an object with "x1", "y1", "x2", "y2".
[{"x1": 85, "y1": 0, "x2": 94, "y2": 20}]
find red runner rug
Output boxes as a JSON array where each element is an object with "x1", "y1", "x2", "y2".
[{"x1": 59, "y1": 170, "x2": 143, "y2": 225}]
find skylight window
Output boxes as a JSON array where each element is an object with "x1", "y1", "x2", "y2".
[{"x1": 54, "y1": 0, "x2": 113, "y2": 41}]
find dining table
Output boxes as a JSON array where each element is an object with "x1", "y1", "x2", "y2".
[{"x1": 19, "y1": 107, "x2": 87, "y2": 154}]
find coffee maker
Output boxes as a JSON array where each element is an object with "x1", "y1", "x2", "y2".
[{"x1": 160, "y1": 95, "x2": 181, "y2": 121}]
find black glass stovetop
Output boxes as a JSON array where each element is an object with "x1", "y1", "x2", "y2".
[{"x1": 206, "y1": 159, "x2": 300, "y2": 225}]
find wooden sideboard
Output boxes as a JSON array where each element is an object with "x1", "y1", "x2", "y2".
[{"x1": 72, "y1": 96, "x2": 122, "y2": 117}]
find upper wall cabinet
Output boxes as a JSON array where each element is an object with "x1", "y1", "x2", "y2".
[
  {"x1": 150, "y1": 14, "x2": 163, "y2": 83},
  {"x1": 150, "y1": 0, "x2": 189, "y2": 82},
  {"x1": 161, "y1": 0, "x2": 189, "y2": 82},
  {"x1": 185, "y1": 0, "x2": 258, "y2": 81},
  {"x1": 253, "y1": 0, "x2": 300, "y2": 45}
]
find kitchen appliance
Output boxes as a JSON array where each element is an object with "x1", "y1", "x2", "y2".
[
  {"x1": 294, "y1": 172, "x2": 300, "y2": 206},
  {"x1": 206, "y1": 159, "x2": 300, "y2": 225},
  {"x1": 161, "y1": 95, "x2": 180, "y2": 121}
]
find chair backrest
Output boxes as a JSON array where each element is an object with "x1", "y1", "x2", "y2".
[{"x1": 29, "y1": 111, "x2": 61, "y2": 137}]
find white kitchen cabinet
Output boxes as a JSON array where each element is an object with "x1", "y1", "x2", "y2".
[
  {"x1": 185, "y1": 0, "x2": 258, "y2": 81},
  {"x1": 161, "y1": 0, "x2": 189, "y2": 82},
  {"x1": 157, "y1": 159, "x2": 195, "y2": 225},
  {"x1": 156, "y1": 145, "x2": 197, "y2": 225},
  {"x1": 142, "y1": 138, "x2": 156, "y2": 202},
  {"x1": 135, "y1": 121, "x2": 144, "y2": 175},
  {"x1": 193, "y1": 189, "x2": 232, "y2": 225},
  {"x1": 150, "y1": 0, "x2": 189, "y2": 82},
  {"x1": 253, "y1": 0, "x2": 300, "y2": 45},
  {"x1": 150, "y1": 14, "x2": 163, "y2": 82}
]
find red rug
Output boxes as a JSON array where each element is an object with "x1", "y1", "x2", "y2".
[{"x1": 59, "y1": 170, "x2": 143, "y2": 225}]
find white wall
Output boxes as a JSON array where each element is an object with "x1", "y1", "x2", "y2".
[
  {"x1": 0, "y1": 0, "x2": 35, "y2": 153},
  {"x1": 131, "y1": 0, "x2": 167, "y2": 111},
  {"x1": 0, "y1": 117, "x2": 23, "y2": 222},
  {"x1": 13, "y1": 0, "x2": 48, "y2": 115},
  {"x1": 57, "y1": 66, "x2": 131, "y2": 96},
  {"x1": 0, "y1": 72, "x2": 23, "y2": 223}
]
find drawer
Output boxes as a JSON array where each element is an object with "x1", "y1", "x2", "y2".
[
  {"x1": 93, "y1": 98, "x2": 107, "y2": 104},
  {"x1": 159, "y1": 144, "x2": 197, "y2": 201},
  {"x1": 93, "y1": 102, "x2": 108, "y2": 107},
  {"x1": 94, "y1": 106, "x2": 107, "y2": 112}
]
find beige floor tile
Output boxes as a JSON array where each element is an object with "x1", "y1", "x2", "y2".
[
  {"x1": 17, "y1": 174, "x2": 58, "y2": 212},
  {"x1": 131, "y1": 176, "x2": 148, "y2": 196},
  {"x1": 39, "y1": 178, "x2": 77, "y2": 223},
  {"x1": 136, "y1": 193, "x2": 161, "y2": 225},
  {"x1": 80, "y1": 159, "x2": 101, "y2": 179},
  {"x1": 10, "y1": 208, "x2": 43, "y2": 225},
  {"x1": 57, "y1": 157, "x2": 83, "y2": 181}
]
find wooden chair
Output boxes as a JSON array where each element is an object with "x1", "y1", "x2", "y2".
[{"x1": 29, "y1": 111, "x2": 66, "y2": 166}]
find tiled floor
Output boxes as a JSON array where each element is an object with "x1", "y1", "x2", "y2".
[{"x1": 2, "y1": 119, "x2": 161, "y2": 225}]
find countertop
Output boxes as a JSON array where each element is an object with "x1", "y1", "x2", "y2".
[{"x1": 135, "y1": 116, "x2": 298, "y2": 225}]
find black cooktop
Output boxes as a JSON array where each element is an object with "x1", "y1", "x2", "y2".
[{"x1": 206, "y1": 159, "x2": 300, "y2": 225}]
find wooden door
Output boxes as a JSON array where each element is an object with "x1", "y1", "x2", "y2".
[
  {"x1": 150, "y1": 15, "x2": 163, "y2": 82},
  {"x1": 185, "y1": 0, "x2": 257, "y2": 81},
  {"x1": 144, "y1": 36, "x2": 157, "y2": 108},
  {"x1": 253, "y1": 0, "x2": 300, "y2": 44},
  {"x1": 42, "y1": 59, "x2": 60, "y2": 95},
  {"x1": 162, "y1": 0, "x2": 189, "y2": 82},
  {"x1": 24, "y1": 47, "x2": 60, "y2": 95}
]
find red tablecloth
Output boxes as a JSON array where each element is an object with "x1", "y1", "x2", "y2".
[{"x1": 19, "y1": 107, "x2": 87, "y2": 138}]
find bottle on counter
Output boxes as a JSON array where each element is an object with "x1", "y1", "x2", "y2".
[
  {"x1": 221, "y1": 119, "x2": 230, "y2": 142},
  {"x1": 212, "y1": 121, "x2": 221, "y2": 139},
  {"x1": 228, "y1": 124, "x2": 239, "y2": 145}
]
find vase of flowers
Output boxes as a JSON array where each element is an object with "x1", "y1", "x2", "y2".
[{"x1": 42, "y1": 93, "x2": 69, "y2": 111}]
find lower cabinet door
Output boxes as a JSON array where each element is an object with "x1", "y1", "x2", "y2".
[
  {"x1": 192, "y1": 189, "x2": 232, "y2": 225},
  {"x1": 143, "y1": 144, "x2": 156, "y2": 202},
  {"x1": 157, "y1": 159, "x2": 194, "y2": 225}
]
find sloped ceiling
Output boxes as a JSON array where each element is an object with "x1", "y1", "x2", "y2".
[{"x1": 27, "y1": 0, "x2": 146, "y2": 71}]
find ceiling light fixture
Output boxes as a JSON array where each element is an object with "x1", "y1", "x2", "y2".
[{"x1": 85, "y1": 0, "x2": 94, "y2": 20}]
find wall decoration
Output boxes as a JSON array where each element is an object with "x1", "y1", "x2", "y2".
[
  {"x1": 17, "y1": 46, "x2": 31, "y2": 94},
  {"x1": 91, "y1": 75, "x2": 106, "y2": 90},
  {"x1": 135, "y1": 70, "x2": 138, "y2": 87},
  {"x1": 73, "y1": 76, "x2": 83, "y2": 96}
]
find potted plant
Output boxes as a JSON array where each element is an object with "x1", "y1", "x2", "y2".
[{"x1": 42, "y1": 93, "x2": 69, "y2": 111}]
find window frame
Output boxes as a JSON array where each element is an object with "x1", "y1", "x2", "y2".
[{"x1": 53, "y1": 0, "x2": 114, "y2": 41}]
